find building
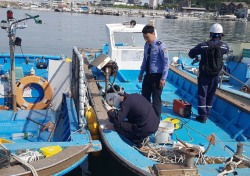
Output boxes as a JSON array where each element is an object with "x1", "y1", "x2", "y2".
[
  {"x1": 149, "y1": 0, "x2": 158, "y2": 9},
  {"x1": 100, "y1": 0, "x2": 114, "y2": 6},
  {"x1": 219, "y1": 2, "x2": 248, "y2": 18},
  {"x1": 127, "y1": 0, "x2": 141, "y2": 5},
  {"x1": 51, "y1": 0, "x2": 65, "y2": 7},
  {"x1": 181, "y1": 7, "x2": 206, "y2": 14}
]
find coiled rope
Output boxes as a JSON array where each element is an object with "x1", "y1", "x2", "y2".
[{"x1": 0, "y1": 143, "x2": 38, "y2": 176}]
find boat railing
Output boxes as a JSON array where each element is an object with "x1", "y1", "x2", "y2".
[
  {"x1": 72, "y1": 46, "x2": 90, "y2": 130},
  {"x1": 167, "y1": 49, "x2": 250, "y2": 90},
  {"x1": 219, "y1": 70, "x2": 250, "y2": 91}
]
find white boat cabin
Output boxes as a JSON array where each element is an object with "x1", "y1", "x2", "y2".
[{"x1": 105, "y1": 20, "x2": 157, "y2": 70}]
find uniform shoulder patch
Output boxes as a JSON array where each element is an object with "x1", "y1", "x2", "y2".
[{"x1": 156, "y1": 41, "x2": 162, "y2": 45}]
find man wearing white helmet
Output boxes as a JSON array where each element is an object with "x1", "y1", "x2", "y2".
[{"x1": 188, "y1": 23, "x2": 229, "y2": 123}]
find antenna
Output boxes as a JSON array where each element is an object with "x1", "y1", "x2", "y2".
[{"x1": 0, "y1": 11, "x2": 42, "y2": 113}]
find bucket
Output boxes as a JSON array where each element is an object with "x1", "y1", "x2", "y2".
[{"x1": 155, "y1": 121, "x2": 174, "y2": 144}]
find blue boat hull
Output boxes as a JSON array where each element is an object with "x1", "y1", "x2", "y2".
[
  {"x1": 84, "y1": 59, "x2": 250, "y2": 176},
  {"x1": 0, "y1": 53, "x2": 101, "y2": 176}
]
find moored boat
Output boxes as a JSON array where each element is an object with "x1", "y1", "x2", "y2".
[
  {"x1": 80, "y1": 20, "x2": 250, "y2": 175},
  {"x1": 171, "y1": 43, "x2": 250, "y2": 106},
  {"x1": 165, "y1": 13, "x2": 178, "y2": 19},
  {"x1": 0, "y1": 11, "x2": 101, "y2": 175}
]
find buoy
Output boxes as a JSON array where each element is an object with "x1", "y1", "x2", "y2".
[
  {"x1": 85, "y1": 106, "x2": 100, "y2": 136},
  {"x1": 85, "y1": 106, "x2": 96, "y2": 124},
  {"x1": 85, "y1": 106, "x2": 101, "y2": 156},
  {"x1": 88, "y1": 122, "x2": 99, "y2": 135},
  {"x1": 16, "y1": 75, "x2": 53, "y2": 110}
]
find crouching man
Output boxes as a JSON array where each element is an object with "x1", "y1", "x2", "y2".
[{"x1": 106, "y1": 88, "x2": 160, "y2": 147}]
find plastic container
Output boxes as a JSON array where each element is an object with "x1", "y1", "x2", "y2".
[
  {"x1": 30, "y1": 67, "x2": 35, "y2": 75},
  {"x1": 11, "y1": 132, "x2": 33, "y2": 140},
  {"x1": 40, "y1": 145, "x2": 62, "y2": 158},
  {"x1": 155, "y1": 121, "x2": 174, "y2": 144},
  {"x1": 0, "y1": 138, "x2": 12, "y2": 143}
]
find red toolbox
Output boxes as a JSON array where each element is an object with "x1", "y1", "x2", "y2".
[{"x1": 173, "y1": 99, "x2": 192, "y2": 118}]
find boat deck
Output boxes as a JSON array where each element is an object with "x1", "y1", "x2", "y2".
[{"x1": 87, "y1": 61, "x2": 250, "y2": 175}]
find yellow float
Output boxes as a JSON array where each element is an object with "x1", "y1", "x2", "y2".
[
  {"x1": 164, "y1": 118, "x2": 181, "y2": 130},
  {"x1": 85, "y1": 106, "x2": 101, "y2": 156}
]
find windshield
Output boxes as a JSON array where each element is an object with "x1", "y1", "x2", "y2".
[{"x1": 113, "y1": 32, "x2": 145, "y2": 47}]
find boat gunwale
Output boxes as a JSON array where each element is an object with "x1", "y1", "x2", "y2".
[
  {"x1": 170, "y1": 65, "x2": 250, "y2": 113},
  {"x1": 83, "y1": 57, "x2": 154, "y2": 176},
  {"x1": 1, "y1": 145, "x2": 92, "y2": 176}
]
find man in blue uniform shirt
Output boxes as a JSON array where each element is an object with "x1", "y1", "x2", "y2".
[
  {"x1": 188, "y1": 23, "x2": 229, "y2": 123},
  {"x1": 138, "y1": 25, "x2": 170, "y2": 118}
]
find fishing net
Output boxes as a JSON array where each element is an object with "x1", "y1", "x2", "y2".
[{"x1": 0, "y1": 148, "x2": 11, "y2": 168}]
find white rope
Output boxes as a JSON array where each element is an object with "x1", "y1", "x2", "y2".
[
  {"x1": 1, "y1": 143, "x2": 38, "y2": 176},
  {"x1": 11, "y1": 153, "x2": 39, "y2": 176},
  {"x1": 217, "y1": 157, "x2": 242, "y2": 176},
  {"x1": 18, "y1": 150, "x2": 43, "y2": 163}
]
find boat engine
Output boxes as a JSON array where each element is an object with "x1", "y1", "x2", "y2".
[{"x1": 89, "y1": 54, "x2": 118, "y2": 93}]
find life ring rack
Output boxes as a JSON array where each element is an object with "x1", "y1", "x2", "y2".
[{"x1": 16, "y1": 75, "x2": 53, "y2": 110}]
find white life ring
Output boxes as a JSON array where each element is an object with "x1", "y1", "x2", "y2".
[{"x1": 16, "y1": 75, "x2": 53, "y2": 110}]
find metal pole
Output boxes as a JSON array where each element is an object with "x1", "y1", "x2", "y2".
[
  {"x1": 105, "y1": 66, "x2": 110, "y2": 93},
  {"x1": 234, "y1": 142, "x2": 243, "y2": 157},
  {"x1": 2, "y1": 14, "x2": 41, "y2": 113},
  {"x1": 222, "y1": 70, "x2": 250, "y2": 89},
  {"x1": 9, "y1": 31, "x2": 17, "y2": 113}
]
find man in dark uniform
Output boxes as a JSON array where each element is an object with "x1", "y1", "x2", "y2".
[
  {"x1": 106, "y1": 91, "x2": 160, "y2": 146},
  {"x1": 188, "y1": 23, "x2": 229, "y2": 123},
  {"x1": 138, "y1": 25, "x2": 170, "y2": 118}
]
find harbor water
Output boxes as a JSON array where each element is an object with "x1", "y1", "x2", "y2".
[
  {"x1": 0, "y1": 9, "x2": 250, "y2": 58},
  {"x1": 0, "y1": 8, "x2": 250, "y2": 176}
]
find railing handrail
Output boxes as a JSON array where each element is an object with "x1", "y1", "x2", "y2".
[{"x1": 220, "y1": 70, "x2": 250, "y2": 90}]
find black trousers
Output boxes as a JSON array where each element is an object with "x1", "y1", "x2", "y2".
[
  {"x1": 142, "y1": 73, "x2": 163, "y2": 118},
  {"x1": 115, "y1": 122, "x2": 152, "y2": 146}
]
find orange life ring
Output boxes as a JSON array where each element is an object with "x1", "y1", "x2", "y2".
[{"x1": 16, "y1": 75, "x2": 53, "y2": 110}]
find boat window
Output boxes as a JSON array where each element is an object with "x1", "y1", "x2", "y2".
[{"x1": 113, "y1": 32, "x2": 144, "y2": 48}]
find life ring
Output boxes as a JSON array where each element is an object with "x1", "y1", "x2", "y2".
[{"x1": 16, "y1": 75, "x2": 53, "y2": 110}]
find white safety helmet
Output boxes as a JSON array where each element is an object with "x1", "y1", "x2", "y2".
[
  {"x1": 209, "y1": 23, "x2": 223, "y2": 34},
  {"x1": 106, "y1": 93, "x2": 122, "y2": 108}
]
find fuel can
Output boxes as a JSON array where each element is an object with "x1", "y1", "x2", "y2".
[{"x1": 173, "y1": 99, "x2": 192, "y2": 118}]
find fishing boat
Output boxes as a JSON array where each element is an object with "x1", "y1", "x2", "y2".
[
  {"x1": 172, "y1": 42, "x2": 250, "y2": 106},
  {"x1": 79, "y1": 20, "x2": 250, "y2": 176},
  {"x1": 165, "y1": 13, "x2": 178, "y2": 19},
  {"x1": 0, "y1": 11, "x2": 101, "y2": 175}
]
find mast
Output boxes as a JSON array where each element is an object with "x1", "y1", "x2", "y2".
[
  {"x1": 1, "y1": 11, "x2": 42, "y2": 113},
  {"x1": 6, "y1": 10, "x2": 17, "y2": 112},
  {"x1": 9, "y1": 25, "x2": 17, "y2": 112}
]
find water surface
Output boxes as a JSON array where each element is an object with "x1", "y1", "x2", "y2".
[{"x1": 0, "y1": 9, "x2": 249, "y2": 58}]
